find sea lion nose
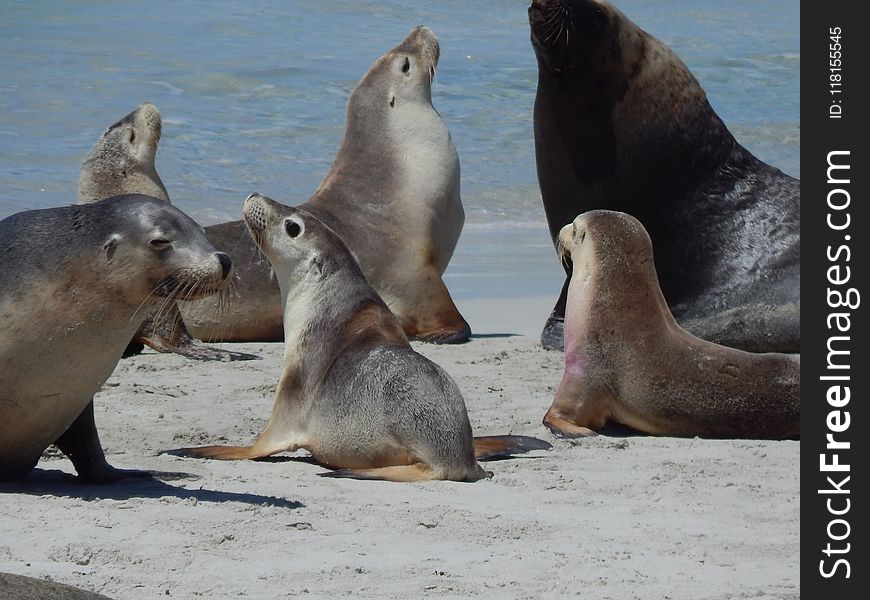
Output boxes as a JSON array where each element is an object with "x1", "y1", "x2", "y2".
[{"x1": 216, "y1": 252, "x2": 232, "y2": 278}]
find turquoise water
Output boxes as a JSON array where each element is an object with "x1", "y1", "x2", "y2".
[{"x1": 0, "y1": 0, "x2": 798, "y2": 298}]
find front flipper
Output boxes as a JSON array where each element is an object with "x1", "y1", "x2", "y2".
[
  {"x1": 319, "y1": 463, "x2": 439, "y2": 482},
  {"x1": 542, "y1": 415, "x2": 599, "y2": 439},
  {"x1": 136, "y1": 303, "x2": 259, "y2": 362},
  {"x1": 54, "y1": 400, "x2": 151, "y2": 484},
  {"x1": 472, "y1": 435, "x2": 552, "y2": 460},
  {"x1": 543, "y1": 375, "x2": 613, "y2": 438}
]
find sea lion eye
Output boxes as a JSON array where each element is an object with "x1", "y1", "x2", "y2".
[
  {"x1": 285, "y1": 220, "x2": 302, "y2": 238},
  {"x1": 402, "y1": 57, "x2": 410, "y2": 74},
  {"x1": 150, "y1": 238, "x2": 170, "y2": 248}
]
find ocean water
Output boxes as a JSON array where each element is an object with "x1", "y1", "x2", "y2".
[{"x1": 0, "y1": 0, "x2": 798, "y2": 299}]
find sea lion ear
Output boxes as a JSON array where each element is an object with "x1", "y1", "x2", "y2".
[
  {"x1": 103, "y1": 233, "x2": 122, "y2": 261},
  {"x1": 309, "y1": 255, "x2": 324, "y2": 277}
]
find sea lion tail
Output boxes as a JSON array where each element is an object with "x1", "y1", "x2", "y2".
[{"x1": 472, "y1": 435, "x2": 552, "y2": 461}]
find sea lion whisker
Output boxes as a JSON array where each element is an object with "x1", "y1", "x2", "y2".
[
  {"x1": 556, "y1": 237, "x2": 570, "y2": 267},
  {"x1": 131, "y1": 291, "x2": 159, "y2": 324},
  {"x1": 181, "y1": 279, "x2": 201, "y2": 304},
  {"x1": 541, "y1": 5, "x2": 564, "y2": 26},
  {"x1": 148, "y1": 289, "x2": 177, "y2": 334}
]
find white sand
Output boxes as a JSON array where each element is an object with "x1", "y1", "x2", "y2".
[{"x1": 0, "y1": 296, "x2": 799, "y2": 599}]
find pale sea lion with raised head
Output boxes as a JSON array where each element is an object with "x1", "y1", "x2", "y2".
[
  {"x1": 0, "y1": 195, "x2": 232, "y2": 482},
  {"x1": 529, "y1": 0, "x2": 800, "y2": 352},
  {"x1": 180, "y1": 26, "x2": 470, "y2": 344},
  {"x1": 78, "y1": 103, "x2": 251, "y2": 361},
  {"x1": 78, "y1": 102, "x2": 168, "y2": 205},
  {"x1": 170, "y1": 193, "x2": 549, "y2": 482},
  {"x1": 542, "y1": 210, "x2": 800, "y2": 439}
]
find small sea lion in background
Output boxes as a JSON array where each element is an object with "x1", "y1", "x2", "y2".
[
  {"x1": 0, "y1": 195, "x2": 232, "y2": 482},
  {"x1": 78, "y1": 102, "x2": 168, "y2": 205},
  {"x1": 78, "y1": 103, "x2": 252, "y2": 361},
  {"x1": 528, "y1": 0, "x2": 800, "y2": 352},
  {"x1": 169, "y1": 194, "x2": 550, "y2": 482},
  {"x1": 181, "y1": 26, "x2": 471, "y2": 344},
  {"x1": 543, "y1": 210, "x2": 799, "y2": 439},
  {"x1": 0, "y1": 572, "x2": 113, "y2": 600}
]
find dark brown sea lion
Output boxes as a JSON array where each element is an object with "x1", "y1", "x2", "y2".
[{"x1": 529, "y1": 0, "x2": 800, "y2": 352}]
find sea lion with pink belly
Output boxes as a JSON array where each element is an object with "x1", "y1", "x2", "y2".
[{"x1": 543, "y1": 210, "x2": 799, "y2": 439}]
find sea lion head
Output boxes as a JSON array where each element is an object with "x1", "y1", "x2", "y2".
[
  {"x1": 97, "y1": 194, "x2": 232, "y2": 302},
  {"x1": 558, "y1": 210, "x2": 653, "y2": 283},
  {"x1": 528, "y1": 0, "x2": 654, "y2": 102},
  {"x1": 242, "y1": 193, "x2": 354, "y2": 289},
  {"x1": 78, "y1": 102, "x2": 169, "y2": 204},
  {"x1": 528, "y1": 0, "x2": 621, "y2": 74},
  {"x1": 347, "y1": 26, "x2": 440, "y2": 119}
]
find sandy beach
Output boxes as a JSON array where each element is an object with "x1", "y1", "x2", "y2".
[{"x1": 0, "y1": 296, "x2": 799, "y2": 599}]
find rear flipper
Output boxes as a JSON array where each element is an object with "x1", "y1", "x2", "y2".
[{"x1": 473, "y1": 435, "x2": 552, "y2": 461}]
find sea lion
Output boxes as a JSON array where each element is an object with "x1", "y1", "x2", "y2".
[
  {"x1": 542, "y1": 210, "x2": 800, "y2": 439},
  {"x1": 78, "y1": 102, "x2": 168, "y2": 204},
  {"x1": 0, "y1": 573, "x2": 113, "y2": 600},
  {"x1": 169, "y1": 193, "x2": 549, "y2": 482},
  {"x1": 0, "y1": 195, "x2": 233, "y2": 482},
  {"x1": 78, "y1": 103, "x2": 251, "y2": 361},
  {"x1": 179, "y1": 25, "x2": 470, "y2": 344},
  {"x1": 528, "y1": 0, "x2": 800, "y2": 352}
]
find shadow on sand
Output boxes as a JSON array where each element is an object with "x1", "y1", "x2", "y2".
[
  {"x1": 469, "y1": 333, "x2": 519, "y2": 340},
  {"x1": 0, "y1": 468, "x2": 303, "y2": 509}
]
